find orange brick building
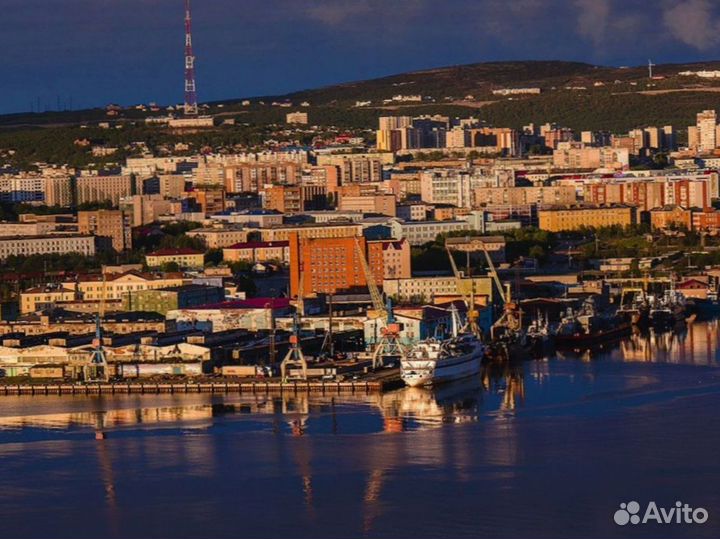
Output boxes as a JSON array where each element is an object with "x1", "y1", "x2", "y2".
[{"x1": 289, "y1": 234, "x2": 410, "y2": 297}]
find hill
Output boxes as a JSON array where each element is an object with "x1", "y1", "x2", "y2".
[{"x1": 6, "y1": 60, "x2": 720, "y2": 137}]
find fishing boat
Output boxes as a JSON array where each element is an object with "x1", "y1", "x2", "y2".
[
  {"x1": 649, "y1": 289, "x2": 686, "y2": 327},
  {"x1": 554, "y1": 297, "x2": 631, "y2": 348},
  {"x1": 521, "y1": 312, "x2": 553, "y2": 355},
  {"x1": 401, "y1": 306, "x2": 486, "y2": 388}
]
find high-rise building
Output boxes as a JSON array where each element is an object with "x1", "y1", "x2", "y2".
[
  {"x1": 696, "y1": 110, "x2": 717, "y2": 153},
  {"x1": 77, "y1": 210, "x2": 131, "y2": 252}
]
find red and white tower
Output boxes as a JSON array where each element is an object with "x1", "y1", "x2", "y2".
[{"x1": 183, "y1": 0, "x2": 198, "y2": 116}]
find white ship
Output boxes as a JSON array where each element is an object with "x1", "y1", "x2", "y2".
[{"x1": 401, "y1": 306, "x2": 485, "y2": 388}]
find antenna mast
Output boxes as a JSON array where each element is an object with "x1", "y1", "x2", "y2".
[{"x1": 184, "y1": 0, "x2": 199, "y2": 116}]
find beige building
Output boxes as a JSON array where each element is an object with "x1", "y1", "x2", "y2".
[
  {"x1": 20, "y1": 286, "x2": 77, "y2": 314},
  {"x1": 223, "y1": 240, "x2": 290, "y2": 264},
  {"x1": 552, "y1": 143, "x2": 630, "y2": 169},
  {"x1": 61, "y1": 271, "x2": 186, "y2": 301},
  {"x1": 44, "y1": 175, "x2": 74, "y2": 206},
  {"x1": 473, "y1": 186, "x2": 577, "y2": 207},
  {"x1": 0, "y1": 234, "x2": 95, "y2": 260},
  {"x1": 76, "y1": 175, "x2": 138, "y2": 206},
  {"x1": 259, "y1": 223, "x2": 362, "y2": 242},
  {"x1": 187, "y1": 226, "x2": 250, "y2": 249},
  {"x1": 286, "y1": 111, "x2": 309, "y2": 124},
  {"x1": 145, "y1": 248, "x2": 205, "y2": 269},
  {"x1": 77, "y1": 210, "x2": 130, "y2": 252},
  {"x1": 338, "y1": 194, "x2": 396, "y2": 216},
  {"x1": 538, "y1": 205, "x2": 636, "y2": 232},
  {"x1": 119, "y1": 195, "x2": 182, "y2": 227},
  {"x1": 383, "y1": 276, "x2": 493, "y2": 302}
]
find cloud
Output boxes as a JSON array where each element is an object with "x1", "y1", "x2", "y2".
[
  {"x1": 575, "y1": 0, "x2": 610, "y2": 47},
  {"x1": 663, "y1": 0, "x2": 720, "y2": 50}
]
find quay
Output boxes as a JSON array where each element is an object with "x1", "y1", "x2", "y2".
[{"x1": 0, "y1": 371, "x2": 404, "y2": 396}]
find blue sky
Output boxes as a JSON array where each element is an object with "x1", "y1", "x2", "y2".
[{"x1": 3, "y1": 0, "x2": 720, "y2": 114}]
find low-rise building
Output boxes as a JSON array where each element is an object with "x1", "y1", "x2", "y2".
[
  {"x1": 122, "y1": 284, "x2": 225, "y2": 315},
  {"x1": 223, "y1": 240, "x2": 290, "y2": 264},
  {"x1": 383, "y1": 276, "x2": 494, "y2": 303},
  {"x1": 20, "y1": 286, "x2": 77, "y2": 314},
  {"x1": 538, "y1": 205, "x2": 636, "y2": 232},
  {"x1": 186, "y1": 226, "x2": 251, "y2": 249},
  {"x1": 145, "y1": 248, "x2": 205, "y2": 269},
  {"x1": 0, "y1": 234, "x2": 96, "y2": 260}
]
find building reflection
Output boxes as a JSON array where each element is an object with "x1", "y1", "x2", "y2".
[{"x1": 621, "y1": 321, "x2": 720, "y2": 365}]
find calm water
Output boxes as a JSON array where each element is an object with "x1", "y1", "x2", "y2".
[{"x1": 3, "y1": 322, "x2": 720, "y2": 539}]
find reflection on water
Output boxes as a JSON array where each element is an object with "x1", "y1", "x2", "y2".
[{"x1": 2, "y1": 322, "x2": 720, "y2": 539}]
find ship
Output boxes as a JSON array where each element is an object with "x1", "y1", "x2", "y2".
[
  {"x1": 649, "y1": 288, "x2": 686, "y2": 327},
  {"x1": 554, "y1": 297, "x2": 631, "y2": 348},
  {"x1": 617, "y1": 289, "x2": 650, "y2": 327},
  {"x1": 520, "y1": 312, "x2": 553, "y2": 356},
  {"x1": 400, "y1": 305, "x2": 486, "y2": 388}
]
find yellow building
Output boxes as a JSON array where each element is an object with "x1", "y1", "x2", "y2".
[
  {"x1": 145, "y1": 249, "x2": 205, "y2": 269},
  {"x1": 538, "y1": 205, "x2": 636, "y2": 232},
  {"x1": 259, "y1": 223, "x2": 362, "y2": 242},
  {"x1": 61, "y1": 271, "x2": 186, "y2": 301},
  {"x1": 20, "y1": 286, "x2": 77, "y2": 314}
]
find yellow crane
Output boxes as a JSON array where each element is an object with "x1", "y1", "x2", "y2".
[{"x1": 355, "y1": 238, "x2": 406, "y2": 369}]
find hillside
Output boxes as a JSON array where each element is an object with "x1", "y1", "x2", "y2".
[{"x1": 6, "y1": 60, "x2": 720, "y2": 137}]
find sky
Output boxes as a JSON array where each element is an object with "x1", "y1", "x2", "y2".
[{"x1": 4, "y1": 0, "x2": 720, "y2": 114}]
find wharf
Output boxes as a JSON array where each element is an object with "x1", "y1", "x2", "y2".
[{"x1": 0, "y1": 370, "x2": 404, "y2": 396}]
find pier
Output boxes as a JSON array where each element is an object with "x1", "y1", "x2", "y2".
[{"x1": 0, "y1": 370, "x2": 404, "y2": 396}]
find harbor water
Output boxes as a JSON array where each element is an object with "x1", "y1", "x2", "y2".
[{"x1": 2, "y1": 321, "x2": 720, "y2": 538}]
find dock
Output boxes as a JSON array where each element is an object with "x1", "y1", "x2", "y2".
[{"x1": 0, "y1": 370, "x2": 404, "y2": 396}]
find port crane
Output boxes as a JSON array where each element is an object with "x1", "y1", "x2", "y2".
[
  {"x1": 281, "y1": 267, "x2": 308, "y2": 380},
  {"x1": 84, "y1": 273, "x2": 109, "y2": 383},
  {"x1": 355, "y1": 238, "x2": 406, "y2": 369}
]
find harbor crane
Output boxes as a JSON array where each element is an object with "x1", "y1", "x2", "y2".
[
  {"x1": 355, "y1": 238, "x2": 406, "y2": 369},
  {"x1": 281, "y1": 267, "x2": 308, "y2": 380},
  {"x1": 84, "y1": 273, "x2": 109, "y2": 383}
]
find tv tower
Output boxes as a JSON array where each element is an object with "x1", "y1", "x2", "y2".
[{"x1": 183, "y1": 0, "x2": 198, "y2": 116}]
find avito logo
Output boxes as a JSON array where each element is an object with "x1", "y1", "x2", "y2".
[{"x1": 614, "y1": 501, "x2": 708, "y2": 526}]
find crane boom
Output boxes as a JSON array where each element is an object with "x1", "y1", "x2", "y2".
[{"x1": 355, "y1": 238, "x2": 386, "y2": 321}]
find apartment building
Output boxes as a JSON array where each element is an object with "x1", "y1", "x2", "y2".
[
  {"x1": 538, "y1": 205, "x2": 637, "y2": 232},
  {"x1": 145, "y1": 248, "x2": 205, "y2": 269},
  {"x1": 61, "y1": 271, "x2": 186, "y2": 301},
  {"x1": 259, "y1": 222, "x2": 363, "y2": 242},
  {"x1": 262, "y1": 184, "x2": 326, "y2": 213},
  {"x1": 223, "y1": 240, "x2": 290, "y2": 264},
  {"x1": 186, "y1": 226, "x2": 250, "y2": 249},
  {"x1": 0, "y1": 235, "x2": 95, "y2": 260},
  {"x1": 75, "y1": 174, "x2": 138, "y2": 206},
  {"x1": 77, "y1": 210, "x2": 130, "y2": 252},
  {"x1": 473, "y1": 186, "x2": 577, "y2": 206},
  {"x1": 338, "y1": 194, "x2": 397, "y2": 216}
]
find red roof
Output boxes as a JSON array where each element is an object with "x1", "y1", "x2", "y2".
[
  {"x1": 226, "y1": 241, "x2": 289, "y2": 250},
  {"x1": 148, "y1": 248, "x2": 203, "y2": 256},
  {"x1": 193, "y1": 297, "x2": 291, "y2": 310}
]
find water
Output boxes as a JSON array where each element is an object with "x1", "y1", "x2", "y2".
[{"x1": 3, "y1": 321, "x2": 720, "y2": 539}]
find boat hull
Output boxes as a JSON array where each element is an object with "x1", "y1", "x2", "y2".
[
  {"x1": 401, "y1": 352, "x2": 482, "y2": 388},
  {"x1": 554, "y1": 322, "x2": 632, "y2": 349}
]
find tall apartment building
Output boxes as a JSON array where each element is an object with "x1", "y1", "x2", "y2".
[
  {"x1": 553, "y1": 143, "x2": 630, "y2": 169},
  {"x1": 119, "y1": 195, "x2": 182, "y2": 227},
  {"x1": 262, "y1": 185, "x2": 326, "y2": 213},
  {"x1": 472, "y1": 186, "x2": 577, "y2": 206},
  {"x1": 224, "y1": 163, "x2": 301, "y2": 193},
  {"x1": 44, "y1": 175, "x2": 74, "y2": 206},
  {"x1": 77, "y1": 210, "x2": 130, "y2": 252},
  {"x1": 191, "y1": 188, "x2": 226, "y2": 214},
  {"x1": 75, "y1": 175, "x2": 138, "y2": 206},
  {"x1": 696, "y1": 110, "x2": 718, "y2": 153},
  {"x1": 0, "y1": 176, "x2": 45, "y2": 203},
  {"x1": 420, "y1": 170, "x2": 477, "y2": 208}
]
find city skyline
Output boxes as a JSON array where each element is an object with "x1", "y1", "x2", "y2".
[{"x1": 5, "y1": 0, "x2": 720, "y2": 114}]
